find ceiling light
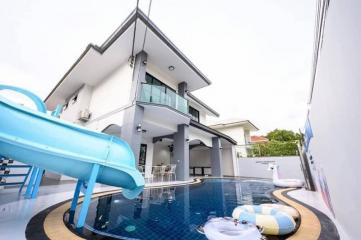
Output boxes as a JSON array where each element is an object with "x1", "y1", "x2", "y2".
[{"x1": 168, "y1": 65, "x2": 175, "y2": 71}]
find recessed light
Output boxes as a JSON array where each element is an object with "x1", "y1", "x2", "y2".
[{"x1": 168, "y1": 65, "x2": 175, "y2": 71}]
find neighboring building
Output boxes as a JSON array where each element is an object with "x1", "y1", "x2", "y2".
[
  {"x1": 209, "y1": 119, "x2": 259, "y2": 168},
  {"x1": 250, "y1": 136, "x2": 269, "y2": 143},
  {"x1": 305, "y1": 0, "x2": 360, "y2": 239},
  {"x1": 44, "y1": 8, "x2": 237, "y2": 181}
]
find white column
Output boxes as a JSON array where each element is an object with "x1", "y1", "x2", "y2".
[
  {"x1": 145, "y1": 142, "x2": 154, "y2": 178},
  {"x1": 231, "y1": 145, "x2": 240, "y2": 176}
]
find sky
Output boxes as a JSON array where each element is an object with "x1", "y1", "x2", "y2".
[{"x1": 0, "y1": 0, "x2": 316, "y2": 135}]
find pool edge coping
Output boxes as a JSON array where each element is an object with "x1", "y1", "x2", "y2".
[
  {"x1": 26, "y1": 178, "x2": 335, "y2": 240},
  {"x1": 27, "y1": 178, "x2": 202, "y2": 240}
]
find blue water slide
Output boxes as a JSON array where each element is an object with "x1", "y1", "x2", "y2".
[{"x1": 0, "y1": 85, "x2": 144, "y2": 194}]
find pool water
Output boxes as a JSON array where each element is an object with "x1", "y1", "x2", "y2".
[{"x1": 67, "y1": 178, "x2": 277, "y2": 240}]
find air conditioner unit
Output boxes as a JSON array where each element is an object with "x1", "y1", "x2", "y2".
[{"x1": 78, "y1": 109, "x2": 92, "y2": 122}]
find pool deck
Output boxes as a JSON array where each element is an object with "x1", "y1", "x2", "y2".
[
  {"x1": 0, "y1": 178, "x2": 343, "y2": 240},
  {"x1": 273, "y1": 188, "x2": 321, "y2": 239}
]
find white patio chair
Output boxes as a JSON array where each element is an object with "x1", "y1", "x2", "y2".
[
  {"x1": 159, "y1": 165, "x2": 167, "y2": 182},
  {"x1": 152, "y1": 166, "x2": 166, "y2": 182},
  {"x1": 165, "y1": 164, "x2": 176, "y2": 181}
]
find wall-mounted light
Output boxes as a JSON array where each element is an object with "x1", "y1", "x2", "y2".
[
  {"x1": 136, "y1": 124, "x2": 142, "y2": 132},
  {"x1": 168, "y1": 65, "x2": 175, "y2": 71},
  {"x1": 186, "y1": 138, "x2": 190, "y2": 143}
]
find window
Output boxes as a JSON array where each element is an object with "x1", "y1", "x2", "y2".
[
  {"x1": 145, "y1": 73, "x2": 177, "y2": 107},
  {"x1": 189, "y1": 106, "x2": 200, "y2": 122},
  {"x1": 139, "y1": 144, "x2": 147, "y2": 166},
  {"x1": 71, "y1": 94, "x2": 78, "y2": 104},
  {"x1": 146, "y1": 73, "x2": 176, "y2": 93}
]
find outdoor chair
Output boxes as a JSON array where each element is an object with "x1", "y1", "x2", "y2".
[{"x1": 165, "y1": 164, "x2": 176, "y2": 181}]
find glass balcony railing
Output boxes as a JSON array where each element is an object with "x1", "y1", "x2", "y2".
[{"x1": 138, "y1": 83, "x2": 188, "y2": 114}]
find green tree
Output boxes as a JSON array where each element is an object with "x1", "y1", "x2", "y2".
[
  {"x1": 249, "y1": 129, "x2": 300, "y2": 157},
  {"x1": 266, "y1": 129, "x2": 301, "y2": 142}
]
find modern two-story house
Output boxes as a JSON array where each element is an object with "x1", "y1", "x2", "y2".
[{"x1": 44, "y1": 8, "x2": 237, "y2": 181}]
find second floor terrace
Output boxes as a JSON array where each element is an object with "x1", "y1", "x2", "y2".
[{"x1": 138, "y1": 83, "x2": 188, "y2": 115}]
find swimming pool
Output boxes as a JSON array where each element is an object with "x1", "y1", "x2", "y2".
[{"x1": 66, "y1": 178, "x2": 277, "y2": 239}]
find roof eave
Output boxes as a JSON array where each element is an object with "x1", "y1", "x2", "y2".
[
  {"x1": 209, "y1": 120, "x2": 259, "y2": 131},
  {"x1": 190, "y1": 120, "x2": 237, "y2": 145},
  {"x1": 188, "y1": 92, "x2": 219, "y2": 117},
  {"x1": 44, "y1": 7, "x2": 211, "y2": 104}
]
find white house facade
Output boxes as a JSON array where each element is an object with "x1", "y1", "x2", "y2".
[
  {"x1": 44, "y1": 8, "x2": 237, "y2": 182},
  {"x1": 208, "y1": 119, "x2": 259, "y2": 176}
]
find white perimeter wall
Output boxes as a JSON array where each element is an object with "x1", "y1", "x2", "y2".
[
  {"x1": 222, "y1": 147, "x2": 234, "y2": 176},
  {"x1": 236, "y1": 156, "x2": 304, "y2": 180},
  {"x1": 307, "y1": 1, "x2": 361, "y2": 238}
]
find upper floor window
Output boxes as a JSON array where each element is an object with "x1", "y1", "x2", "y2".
[
  {"x1": 145, "y1": 73, "x2": 176, "y2": 93},
  {"x1": 189, "y1": 106, "x2": 200, "y2": 122},
  {"x1": 145, "y1": 73, "x2": 178, "y2": 107}
]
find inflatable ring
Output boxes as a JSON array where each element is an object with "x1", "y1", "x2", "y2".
[
  {"x1": 273, "y1": 178, "x2": 304, "y2": 188},
  {"x1": 203, "y1": 217, "x2": 262, "y2": 240},
  {"x1": 261, "y1": 204, "x2": 299, "y2": 219},
  {"x1": 232, "y1": 205, "x2": 296, "y2": 235}
]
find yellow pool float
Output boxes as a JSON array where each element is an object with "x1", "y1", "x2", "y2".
[{"x1": 232, "y1": 205, "x2": 296, "y2": 235}]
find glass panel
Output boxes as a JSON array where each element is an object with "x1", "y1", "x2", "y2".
[
  {"x1": 139, "y1": 84, "x2": 151, "y2": 102},
  {"x1": 166, "y1": 89, "x2": 177, "y2": 108},
  {"x1": 176, "y1": 94, "x2": 188, "y2": 114},
  {"x1": 139, "y1": 84, "x2": 188, "y2": 114}
]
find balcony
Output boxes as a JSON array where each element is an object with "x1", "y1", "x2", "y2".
[{"x1": 138, "y1": 83, "x2": 188, "y2": 114}]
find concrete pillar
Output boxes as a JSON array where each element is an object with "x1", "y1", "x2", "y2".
[
  {"x1": 121, "y1": 105, "x2": 144, "y2": 165},
  {"x1": 211, "y1": 137, "x2": 223, "y2": 177},
  {"x1": 130, "y1": 51, "x2": 148, "y2": 102},
  {"x1": 121, "y1": 51, "x2": 148, "y2": 165},
  {"x1": 172, "y1": 124, "x2": 189, "y2": 181},
  {"x1": 178, "y1": 82, "x2": 188, "y2": 97},
  {"x1": 144, "y1": 142, "x2": 154, "y2": 178}
]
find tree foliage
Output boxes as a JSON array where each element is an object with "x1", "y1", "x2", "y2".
[
  {"x1": 249, "y1": 129, "x2": 300, "y2": 157},
  {"x1": 266, "y1": 129, "x2": 301, "y2": 142}
]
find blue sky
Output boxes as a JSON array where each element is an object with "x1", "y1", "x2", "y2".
[{"x1": 0, "y1": 0, "x2": 316, "y2": 134}]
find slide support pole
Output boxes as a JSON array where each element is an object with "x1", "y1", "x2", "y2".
[
  {"x1": 76, "y1": 164, "x2": 99, "y2": 228},
  {"x1": 24, "y1": 166, "x2": 38, "y2": 198},
  {"x1": 31, "y1": 168, "x2": 44, "y2": 198}
]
